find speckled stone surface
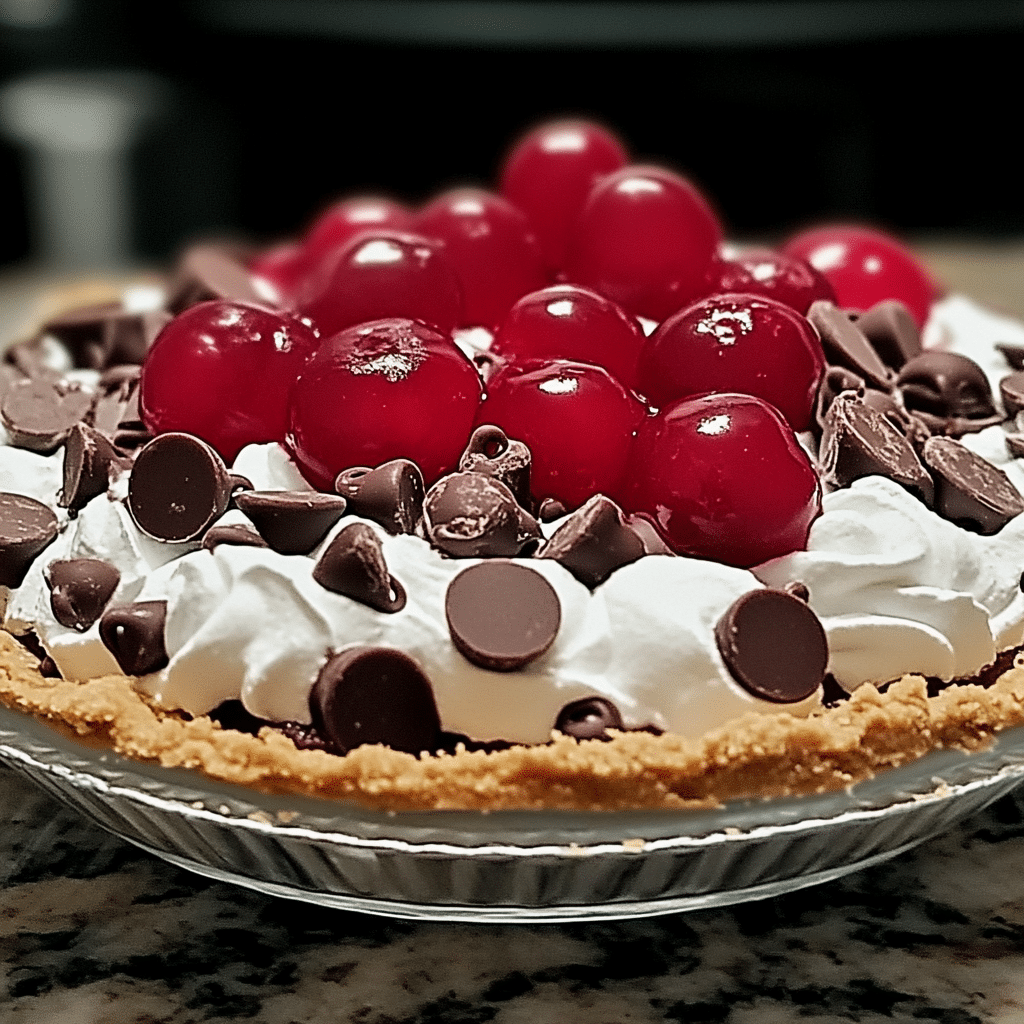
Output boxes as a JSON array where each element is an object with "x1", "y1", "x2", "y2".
[{"x1": 3, "y1": 766, "x2": 1024, "y2": 1023}]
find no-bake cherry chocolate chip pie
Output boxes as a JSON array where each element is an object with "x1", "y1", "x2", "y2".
[{"x1": 4, "y1": 120, "x2": 1024, "y2": 812}]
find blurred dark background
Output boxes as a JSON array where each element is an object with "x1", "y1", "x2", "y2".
[{"x1": 1, "y1": 0, "x2": 1023, "y2": 270}]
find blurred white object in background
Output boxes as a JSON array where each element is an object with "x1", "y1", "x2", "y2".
[{"x1": 0, "y1": 71, "x2": 162, "y2": 270}]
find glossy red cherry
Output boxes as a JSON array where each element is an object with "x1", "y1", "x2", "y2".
[
  {"x1": 250, "y1": 242, "x2": 304, "y2": 299},
  {"x1": 287, "y1": 318, "x2": 483, "y2": 489},
  {"x1": 499, "y1": 119, "x2": 628, "y2": 273},
  {"x1": 298, "y1": 196, "x2": 413, "y2": 278},
  {"x1": 703, "y1": 248, "x2": 836, "y2": 315},
  {"x1": 140, "y1": 300, "x2": 321, "y2": 464},
  {"x1": 622, "y1": 392, "x2": 821, "y2": 568},
  {"x1": 781, "y1": 224, "x2": 940, "y2": 328},
  {"x1": 479, "y1": 360, "x2": 646, "y2": 510},
  {"x1": 564, "y1": 165, "x2": 722, "y2": 321},
  {"x1": 637, "y1": 293, "x2": 825, "y2": 430},
  {"x1": 294, "y1": 231, "x2": 463, "y2": 338},
  {"x1": 490, "y1": 284, "x2": 646, "y2": 392},
  {"x1": 414, "y1": 188, "x2": 548, "y2": 330}
]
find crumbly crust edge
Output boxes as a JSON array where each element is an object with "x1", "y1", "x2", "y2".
[{"x1": 3, "y1": 629, "x2": 1024, "y2": 812}]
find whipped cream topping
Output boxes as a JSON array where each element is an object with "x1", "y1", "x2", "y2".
[{"x1": 3, "y1": 293, "x2": 1023, "y2": 745}]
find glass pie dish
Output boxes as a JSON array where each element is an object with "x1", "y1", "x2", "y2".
[{"x1": 3, "y1": 699, "x2": 1024, "y2": 923}]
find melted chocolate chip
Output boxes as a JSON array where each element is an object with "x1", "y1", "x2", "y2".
[
  {"x1": 99, "y1": 600, "x2": 168, "y2": 675},
  {"x1": 334, "y1": 459, "x2": 424, "y2": 535},
  {"x1": 60, "y1": 423, "x2": 126, "y2": 512},
  {"x1": 896, "y1": 351, "x2": 1002, "y2": 436},
  {"x1": 554, "y1": 696, "x2": 625, "y2": 741},
  {"x1": 715, "y1": 589, "x2": 828, "y2": 703},
  {"x1": 820, "y1": 392, "x2": 934, "y2": 506},
  {"x1": 201, "y1": 523, "x2": 269, "y2": 551},
  {"x1": 309, "y1": 646, "x2": 441, "y2": 755},
  {"x1": 856, "y1": 300, "x2": 922, "y2": 370},
  {"x1": 423, "y1": 472, "x2": 541, "y2": 558},
  {"x1": 313, "y1": 522, "x2": 407, "y2": 612},
  {"x1": 167, "y1": 243, "x2": 269, "y2": 314},
  {"x1": 127, "y1": 433, "x2": 232, "y2": 542},
  {"x1": 233, "y1": 490, "x2": 348, "y2": 554},
  {"x1": 1001, "y1": 372, "x2": 1024, "y2": 419},
  {"x1": 1, "y1": 377, "x2": 93, "y2": 453},
  {"x1": 458, "y1": 425, "x2": 533, "y2": 510},
  {"x1": 539, "y1": 494, "x2": 644, "y2": 588},
  {"x1": 807, "y1": 301, "x2": 893, "y2": 389},
  {"x1": 445, "y1": 560, "x2": 561, "y2": 671},
  {"x1": 44, "y1": 558, "x2": 121, "y2": 632},
  {"x1": 0, "y1": 493, "x2": 60, "y2": 588},
  {"x1": 920, "y1": 436, "x2": 1024, "y2": 534}
]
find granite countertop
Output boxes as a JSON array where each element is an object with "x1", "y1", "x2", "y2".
[{"x1": 4, "y1": 245, "x2": 1024, "y2": 1022}]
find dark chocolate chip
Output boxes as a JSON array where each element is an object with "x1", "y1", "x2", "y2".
[
  {"x1": 785, "y1": 581, "x2": 810, "y2": 602},
  {"x1": 201, "y1": 523, "x2": 269, "y2": 551},
  {"x1": 99, "y1": 600, "x2": 169, "y2": 675},
  {"x1": 896, "y1": 351, "x2": 1002, "y2": 436},
  {"x1": 1, "y1": 377, "x2": 93, "y2": 453},
  {"x1": 312, "y1": 522, "x2": 406, "y2": 613},
  {"x1": 856, "y1": 300, "x2": 922, "y2": 370},
  {"x1": 40, "y1": 301, "x2": 121, "y2": 368},
  {"x1": 0, "y1": 493, "x2": 60, "y2": 588},
  {"x1": 997, "y1": 343, "x2": 1024, "y2": 371},
  {"x1": 334, "y1": 459, "x2": 424, "y2": 535},
  {"x1": 539, "y1": 494, "x2": 644, "y2": 588},
  {"x1": 458, "y1": 424, "x2": 533, "y2": 510},
  {"x1": 44, "y1": 558, "x2": 121, "y2": 632},
  {"x1": 554, "y1": 696, "x2": 624, "y2": 741},
  {"x1": 226, "y1": 473, "x2": 254, "y2": 511},
  {"x1": 309, "y1": 646, "x2": 441, "y2": 755},
  {"x1": 88, "y1": 369, "x2": 139, "y2": 438},
  {"x1": 1008, "y1": 433, "x2": 1024, "y2": 460},
  {"x1": 167, "y1": 244, "x2": 269, "y2": 314},
  {"x1": 813, "y1": 364, "x2": 866, "y2": 437},
  {"x1": 60, "y1": 423, "x2": 126, "y2": 512},
  {"x1": 104, "y1": 309, "x2": 171, "y2": 365},
  {"x1": 860, "y1": 388, "x2": 931, "y2": 448},
  {"x1": 920, "y1": 436, "x2": 1024, "y2": 534},
  {"x1": 127, "y1": 433, "x2": 232, "y2": 542},
  {"x1": 423, "y1": 472, "x2": 541, "y2": 558},
  {"x1": 807, "y1": 300, "x2": 893, "y2": 389},
  {"x1": 820, "y1": 392, "x2": 934, "y2": 506},
  {"x1": 715, "y1": 588, "x2": 828, "y2": 703},
  {"x1": 233, "y1": 490, "x2": 348, "y2": 554},
  {"x1": 208, "y1": 699, "x2": 268, "y2": 737},
  {"x1": 538, "y1": 498, "x2": 567, "y2": 522},
  {"x1": 445, "y1": 560, "x2": 561, "y2": 671},
  {"x1": 1001, "y1": 372, "x2": 1024, "y2": 419}
]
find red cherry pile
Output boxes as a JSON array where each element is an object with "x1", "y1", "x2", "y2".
[{"x1": 139, "y1": 119, "x2": 942, "y2": 568}]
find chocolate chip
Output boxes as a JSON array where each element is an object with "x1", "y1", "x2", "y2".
[
  {"x1": 0, "y1": 493, "x2": 60, "y2": 588},
  {"x1": 60, "y1": 423, "x2": 126, "y2": 512},
  {"x1": 624, "y1": 514, "x2": 676, "y2": 555},
  {"x1": 167, "y1": 244, "x2": 268, "y2": 314},
  {"x1": 104, "y1": 309, "x2": 170, "y2": 365},
  {"x1": 715, "y1": 588, "x2": 828, "y2": 703},
  {"x1": 312, "y1": 522, "x2": 406, "y2": 612},
  {"x1": 896, "y1": 351, "x2": 1002, "y2": 436},
  {"x1": 554, "y1": 696, "x2": 624, "y2": 740},
  {"x1": 423, "y1": 472, "x2": 541, "y2": 558},
  {"x1": 1007, "y1": 433, "x2": 1024, "y2": 460},
  {"x1": 538, "y1": 498, "x2": 567, "y2": 522},
  {"x1": 40, "y1": 301, "x2": 121, "y2": 369},
  {"x1": 233, "y1": 490, "x2": 348, "y2": 554},
  {"x1": 813, "y1": 364, "x2": 866, "y2": 436},
  {"x1": 1001, "y1": 372, "x2": 1024, "y2": 418},
  {"x1": 997, "y1": 343, "x2": 1024, "y2": 371},
  {"x1": 99, "y1": 600, "x2": 169, "y2": 675},
  {"x1": 309, "y1": 646, "x2": 441, "y2": 755},
  {"x1": 458, "y1": 424, "x2": 533, "y2": 510},
  {"x1": 334, "y1": 459, "x2": 424, "y2": 535},
  {"x1": 445, "y1": 560, "x2": 561, "y2": 671},
  {"x1": 807, "y1": 301, "x2": 893, "y2": 389},
  {"x1": 856, "y1": 300, "x2": 922, "y2": 370},
  {"x1": 88, "y1": 370, "x2": 139, "y2": 438},
  {"x1": 920, "y1": 436, "x2": 1024, "y2": 534},
  {"x1": 44, "y1": 558, "x2": 121, "y2": 632},
  {"x1": 127, "y1": 433, "x2": 232, "y2": 542},
  {"x1": 538, "y1": 494, "x2": 645, "y2": 588},
  {"x1": 201, "y1": 523, "x2": 269, "y2": 551},
  {"x1": 785, "y1": 581, "x2": 810, "y2": 602},
  {"x1": 820, "y1": 392, "x2": 934, "y2": 506},
  {"x1": 1, "y1": 377, "x2": 93, "y2": 453},
  {"x1": 860, "y1": 388, "x2": 931, "y2": 448}
]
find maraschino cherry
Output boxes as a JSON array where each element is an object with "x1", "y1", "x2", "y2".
[
  {"x1": 637, "y1": 293, "x2": 825, "y2": 430},
  {"x1": 249, "y1": 242, "x2": 304, "y2": 300},
  {"x1": 781, "y1": 224, "x2": 940, "y2": 328},
  {"x1": 414, "y1": 188, "x2": 547, "y2": 330},
  {"x1": 287, "y1": 318, "x2": 483, "y2": 489},
  {"x1": 490, "y1": 284, "x2": 646, "y2": 392},
  {"x1": 499, "y1": 119, "x2": 628, "y2": 273},
  {"x1": 622, "y1": 392, "x2": 821, "y2": 568},
  {"x1": 294, "y1": 230, "x2": 463, "y2": 338},
  {"x1": 479, "y1": 360, "x2": 646, "y2": 510},
  {"x1": 564, "y1": 165, "x2": 722, "y2": 321},
  {"x1": 139, "y1": 300, "x2": 321, "y2": 464},
  {"x1": 297, "y1": 196, "x2": 413, "y2": 279},
  {"x1": 704, "y1": 248, "x2": 835, "y2": 315}
]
